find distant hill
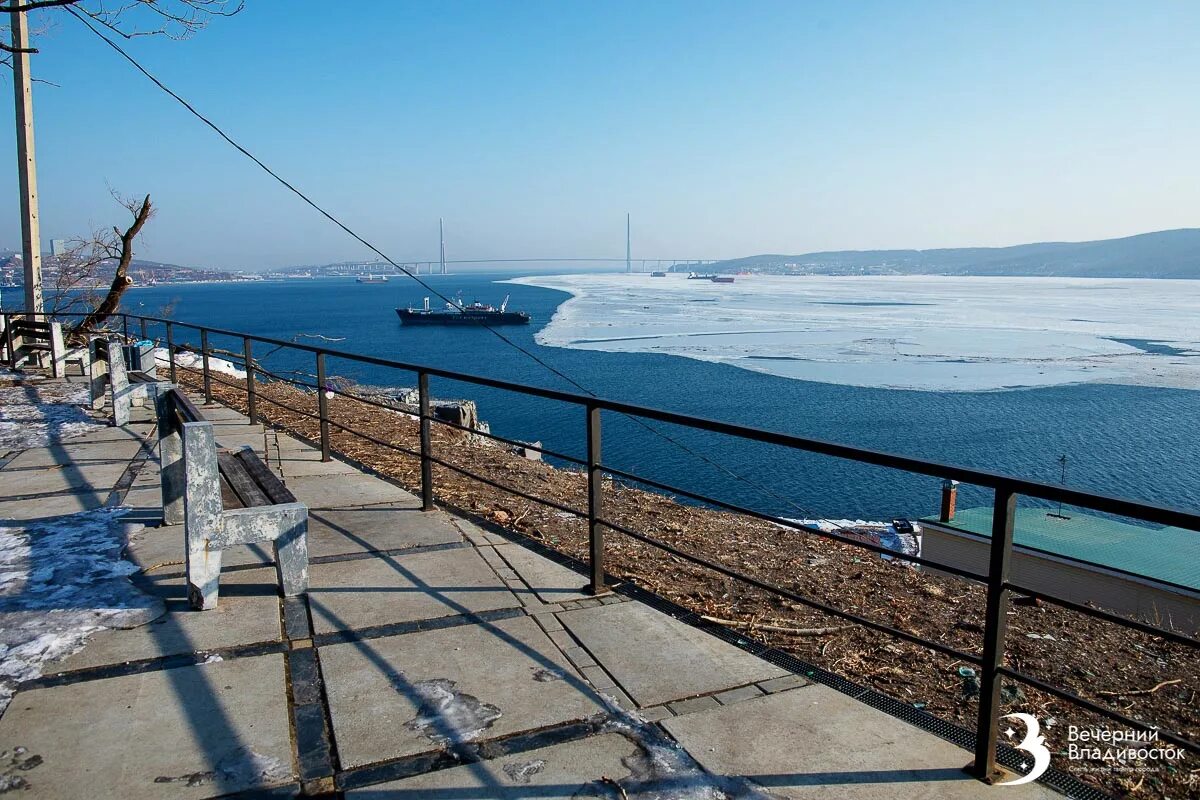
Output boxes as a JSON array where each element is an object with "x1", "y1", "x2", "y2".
[{"x1": 706, "y1": 229, "x2": 1200, "y2": 279}]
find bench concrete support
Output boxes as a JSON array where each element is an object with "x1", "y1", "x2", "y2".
[
  {"x1": 172, "y1": 416, "x2": 309, "y2": 610},
  {"x1": 90, "y1": 336, "x2": 169, "y2": 426},
  {"x1": 157, "y1": 386, "x2": 186, "y2": 527},
  {"x1": 3, "y1": 318, "x2": 66, "y2": 377}
]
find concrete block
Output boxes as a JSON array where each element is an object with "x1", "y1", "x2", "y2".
[
  {"x1": 307, "y1": 506, "x2": 462, "y2": 558},
  {"x1": 57, "y1": 568, "x2": 283, "y2": 672},
  {"x1": 715, "y1": 684, "x2": 766, "y2": 705},
  {"x1": 285, "y1": 473, "x2": 417, "y2": 509},
  {"x1": 668, "y1": 695, "x2": 722, "y2": 716},
  {"x1": 345, "y1": 732, "x2": 638, "y2": 798},
  {"x1": 307, "y1": 547, "x2": 519, "y2": 634},
  {"x1": 638, "y1": 705, "x2": 674, "y2": 722},
  {"x1": 320, "y1": 615, "x2": 605, "y2": 767},
  {"x1": 757, "y1": 674, "x2": 809, "y2": 694},
  {"x1": 579, "y1": 664, "x2": 614, "y2": 690},
  {"x1": 561, "y1": 646, "x2": 596, "y2": 670},
  {"x1": 493, "y1": 544, "x2": 591, "y2": 604},
  {"x1": 558, "y1": 602, "x2": 786, "y2": 707},
  {"x1": 0, "y1": 654, "x2": 294, "y2": 799},
  {"x1": 661, "y1": 687, "x2": 1059, "y2": 799}
]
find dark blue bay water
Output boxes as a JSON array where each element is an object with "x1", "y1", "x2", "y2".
[{"x1": 116, "y1": 273, "x2": 1199, "y2": 522}]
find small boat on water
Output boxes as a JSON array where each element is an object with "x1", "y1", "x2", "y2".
[
  {"x1": 397, "y1": 295, "x2": 531, "y2": 326},
  {"x1": 357, "y1": 274, "x2": 389, "y2": 284}
]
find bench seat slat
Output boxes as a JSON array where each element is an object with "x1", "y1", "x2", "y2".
[
  {"x1": 218, "y1": 450, "x2": 273, "y2": 508},
  {"x1": 233, "y1": 448, "x2": 297, "y2": 505}
]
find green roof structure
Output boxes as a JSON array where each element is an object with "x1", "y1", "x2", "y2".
[{"x1": 921, "y1": 506, "x2": 1200, "y2": 592}]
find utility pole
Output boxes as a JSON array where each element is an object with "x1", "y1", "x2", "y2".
[
  {"x1": 10, "y1": 9, "x2": 43, "y2": 315},
  {"x1": 625, "y1": 212, "x2": 631, "y2": 274},
  {"x1": 439, "y1": 218, "x2": 446, "y2": 275}
]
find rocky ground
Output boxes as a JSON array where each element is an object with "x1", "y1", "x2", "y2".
[{"x1": 179, "y1": 366, "x2": 1198, "y2": 799}]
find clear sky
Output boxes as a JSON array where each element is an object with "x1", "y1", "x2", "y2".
[{"x1": 1, "y1": 1, "x2": 1198, "y2": 270}]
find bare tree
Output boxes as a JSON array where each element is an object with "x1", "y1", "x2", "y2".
[
  {"x1": 52, "y1": 193, "x2": 153, "y2": 341},
  {"x1": 1, "y1": 0, "x2": 241, "y2": 71}
]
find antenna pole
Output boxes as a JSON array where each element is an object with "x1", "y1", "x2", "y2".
[
  {"x1": 626, "y1": 212, "x2": 631, "y2": 274},
  {"x1": 439, "y1": 218, "x2": 446, "y2": 275}
]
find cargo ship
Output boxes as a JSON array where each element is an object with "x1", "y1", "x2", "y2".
[
  {"x1": 397, "y1": 295, "x2": 531, "y2": 326},
  {"x1": 357, "y1": 274, "x2": 389, "y2": 284}
]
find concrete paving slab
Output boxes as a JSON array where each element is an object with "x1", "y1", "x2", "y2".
[
  {"x1": 285, "y1": 473, "x2": 418, "y2": 509},
  {"x1": 278, "y1": 453, "x2": 360, "y2": 478},
  {"x1": 0, "y1": 654, "x2": 294, "y2": 799},
  {"x1": 0, "y1": 460, "x2": 129, "y2": 497},
  {"x1": 195, "y1": 404, "x2": 250, "y2": 422},
  {"x1": 346, "y1": 732, "x2": 639, "y2": 798},
  {"x1": 320, "y1": 615, "x2": 606, "y2": 767},
  {"x1": 661, "y1": 686, "x2": 1056, "y2": 799},
  {"x1": 307, "y1": 506, "x2": 462, "y2": 558},
  {"x1": 308, "y1": 548, "x2": 519, "y2": 634},
  {"x1": 57, "y1": 567, "x2": 283, "y2": 671},
  {"x1": 61, "y1": 424, "x2": 152, "y2": 445},
  {"x1": 494, "y1": 544, "x2": 591, "y2": 603},
  {"x1": 0, "y1": 489, "x2": 112, "y2": 521},
  {"x1": 558, "y1": 602, "x2": 787, "y2": 707},
  {"x1": 4, "y1": 439, "x2": 144, "y2": 469}
]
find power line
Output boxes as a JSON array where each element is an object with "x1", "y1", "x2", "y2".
[{"x1": 67, "y1": 7, "x2": 847, "y2": 527}]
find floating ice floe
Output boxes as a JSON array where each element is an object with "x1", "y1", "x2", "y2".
[
  {"x1": 508, "y1": 274, "x2": 1200, "y2": 392},
  {"x1": 0, "y1": 382, "x2": 107, "y2": 453},
  {"x1": 0, "y1": 507, "x2": 163, "y2": 712}
]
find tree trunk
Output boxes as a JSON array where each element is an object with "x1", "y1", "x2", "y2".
[{"x1": 72, "y1": 194, "x2": 152, "y2": 340}]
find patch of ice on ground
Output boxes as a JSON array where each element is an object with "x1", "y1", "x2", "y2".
[
  {"x1": 0, "y1": 507, "x2": 164, "y2": 712},
  {"x1": 154, "y1": 347, "x2": 246, "y2": 380},
  {"x1": 0, "y1": 382, "x2": 107, "y2": 452},
  {"x1": 508, "y1": 274, "x2": 1200, "y2": 392}
]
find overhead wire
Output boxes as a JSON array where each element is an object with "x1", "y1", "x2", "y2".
[{"x1": 67, "y1": 6, "x2": 861, "y2": 531}]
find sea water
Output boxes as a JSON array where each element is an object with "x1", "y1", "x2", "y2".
[{"x1": 102, "y1": 272, "x2": 1200, "y2": 521}]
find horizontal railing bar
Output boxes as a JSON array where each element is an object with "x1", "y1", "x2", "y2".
[
  {"x1": 114, "y1": 314, "x2": 1200, "y2": 532},
  {"x1": 601, "y1": 463, "x2": 988, "y2": 582},
  {"x1": 426, "y1": 454, "x2": 588, "y2": 520},
  {"x1": 996, "y1": 666, "x2": 1199, "y2": 754},
  {"x1": 596, "y1": 514, "x2": 980, "y2": 663},
  {"x1": 322, "y1": 416, "x2": 420, "y2": 459},
  {"x1": 426, "y1": 415, "x2": 588, "y2": 466},
  {"x1": 1004, "y1": 581, "x2": 1199, "y2": 649}
]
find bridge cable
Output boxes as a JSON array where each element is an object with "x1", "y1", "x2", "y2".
[{"x1": 68, "y1": 7, "x2": 858, "y2": 531}]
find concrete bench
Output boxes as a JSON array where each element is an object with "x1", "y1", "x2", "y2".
[
  {"x1": 157, "y1": 387, "x2": 309, "y2": 611},
  {"x1": 1, "y1": 316, "x2": 66, "y2": 377},
  {"x1": 89, "y1": 336, "x2": 170, "y2": 426}
]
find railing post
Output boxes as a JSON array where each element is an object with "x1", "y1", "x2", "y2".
[
  {"x1": 586, "y1": 403, "x2": 607, "y2": 594},
  {"x1": 418, "y1": 371, "x2": 434, "y2": 511},
  {"x1": 244, "y1": 337, "x2": 256, "y2": 425},
  {"x1": 139, "y1": 317, "x2": 147, "y2": 340},
  {"x1": 2, "y1": 312, "x2": 13, "y2": 365},
  {"x1": 166, "y1": 322, "x2": 177, "y2": 383},
  {"x1": 200, "y1": 328, "x2": 212, "y2": 405},
  {"x1": 972, "y1": 486, "x2": 1018, "y2": 782},
  {"x1": 122, "y1": 314, "x2": 129, "y2": 340},
  {"x1": 316, "y1": 352, "x2": 331, "y2": 462}
]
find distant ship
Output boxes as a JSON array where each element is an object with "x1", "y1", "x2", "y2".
[
  {"x1": 687, "y1": 272, "x2": 734, "y2": 283},
  {"x1": 357, "y1": 274, "x2": 389, "y2": 284},
  {"x1": 397, "y1": 295, "x2": 530, "y2": 326}
]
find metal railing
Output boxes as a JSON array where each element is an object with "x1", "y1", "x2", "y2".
[{"x1": 4, "y1": 308, "x2": 1198, "y2": 782}]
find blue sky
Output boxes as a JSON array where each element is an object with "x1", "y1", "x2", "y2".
[{"x1": 2, "y1": 0, "x2": 1198, "y2": 269}]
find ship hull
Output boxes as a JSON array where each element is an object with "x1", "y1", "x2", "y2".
[{"x1": 396, "y1": 309, "x2": 530, "y2": 326}]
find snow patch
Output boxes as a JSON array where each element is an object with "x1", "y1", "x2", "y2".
[
  {"x1": 154, "y1": 347, "x2": 246, "y2": 380},
  {"x1": 0, "y1": 507, "x2": 164, "y2": 712},
  {"x1": 0, "y1": 383, "x2": 107, "y2": 452},
  {"x1": 401, "y1": 677, "x2": 502, "y2": 745}
]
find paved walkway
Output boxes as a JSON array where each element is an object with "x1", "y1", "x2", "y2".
[{"x1": 0, "y1": 378, "x2": 1060, "y2": 799}]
